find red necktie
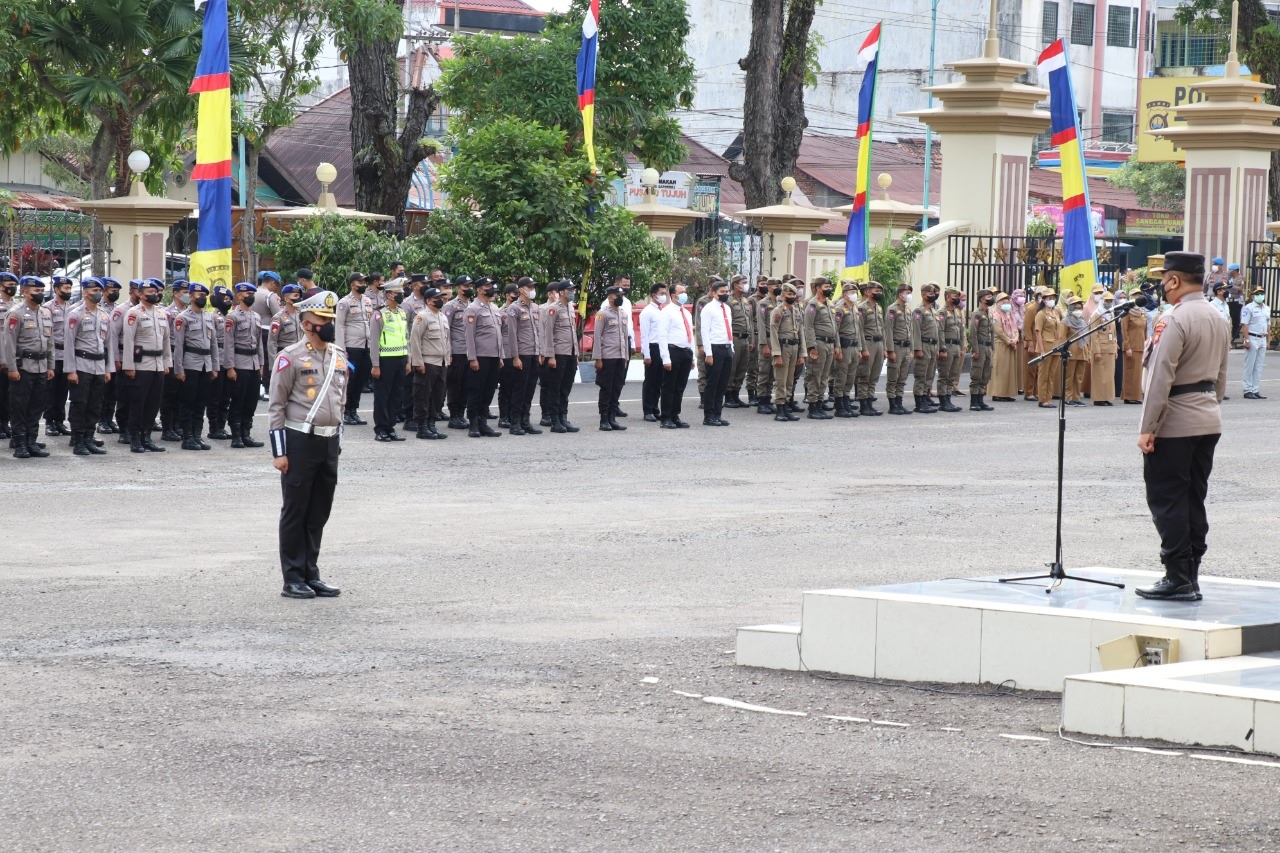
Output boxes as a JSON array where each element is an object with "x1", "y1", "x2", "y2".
[
  {"x1": 680, "y1": 306, "x2": 691, "y2": 341},
  {"x1": 721, "y1": 303, "x2": 731, "y2": 342}
]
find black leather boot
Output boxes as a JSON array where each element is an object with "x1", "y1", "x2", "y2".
[
  {"x1": 559, "y1": 415, "x2": 580, "y2": 433},
  {"x1": 938, "y1": 394, "x2": 962, "y2": 412},
  {"x1": 521, "y1": 416, "x2": 542, "y2": 435},
  {"x1": 86, "y1": 432, "x2": 108, "y2": 454},
  {"x1": 142, "y1": 431, "x2": 166, "y2": 452},
  {"x1": 540, "y1": 414, "x2": 553, "y2": 427},
  {"x1": 448, "y1": 415, "x2": 469, "y2": 430},
  {"x1": 1135, "y1": 558, "x2": 1201, "y2": 601},
  {"x1": 608, "y1": 416, "x2": 627, "y2": 430},
  {"x1": 914, "y1": 395, "x2": 937, "y2": 414},
  {"x1": 478, "y1": 418, "x2": 500, "y2": 437},
  {"x1": 427, "y1": 421, "x2": 446, "y2": 440},
  {"x1": 240, "y1": 429, "x2": 264, "y2": 448},
  {"x1": 11, "y1": 432, "x2": 29, "y2": 459},
  {"x1": 550, "y1": 415, "x2": 568, "y2": 434},
  {"x1": 599, "y1": 418, "x2": 613, "y2": 431},
  {"x1": 96, "y1": 420, "x2": 114, "y2": 435},
  {"x1": 71, "y1": 431, "x2": 90, "y2": 456},
  {"x1": 118, "y1": 427, "x2": 133, "y2": 444},
  {"x1": 162, "y1": 423, "x2": 183, "y2": 441},
  {"x1": 509, "y1": 417, "x2": 526, "y2": 435},
  {"x1": 182, "y1": 428, "x2": 202, "y2": 451},
  {"x1": 230, "y1": 423, "x2": 245, "y2": 448},
  {"x1": 131, "y1": 432, "x2": 147, "y2": 453},
  {"x1": 468, "y1": 418, "x2": 481, "y2": 438},
  {"x1": 417, "y1": 422, "x2": 432, "y2": 439},
  {"x1": 208, "y1": 420, "x2": 231, "y2": 440},
  {"x1": 756, "y1": 401, "x2": 775, "y2": 414}
]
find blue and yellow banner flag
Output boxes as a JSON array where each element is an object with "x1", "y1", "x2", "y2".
[
  {"x1": 575, "y1": 0, "x2": 600, "y2": 173},
  {"x1": 189, "y1": 0, "x2": 233, "y2": 290},
  {"x1": 843, "y1": 23, "x2": 881, "y2": 283},
  {"x1": 1037, "y1": 39, "x2": 1097, "y2": 301}
]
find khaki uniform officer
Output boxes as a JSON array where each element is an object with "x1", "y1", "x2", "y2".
[
  {"x1": 501, "y1": 276, "x2": 544, "y2": 435},
  {"x1": 754, "y1": 280, "x2": 780, "y2": 413},
  {"x1": 855, "y1": 281, "x2": 886, "y2": 415},
  {"x1": 725, "y1": 277, "x2": 754, "y2": 408},
  {"x1": 1033, "y1": 289, "x2": 1065, "y2": 407},
  {"x1": 911, "y1": 282, "x2": 943, "y2": 413},
  {"x1": 408, "y1": 286, "x2": 449, "y2": 439},
  {"x1": 1091, "y1": 293, "x2": 1119, "y2": 406},
  {"x1": 463, "y1": 277, "x2": 506, "y2": 437},
  {"x1": 593, "y1": 285, "x2": 631, "y2": 432},
  {"x1": 830, "y1": 282, "x2": 864, "y2": 418},
  {"x1": 967, "y1": 289, "x2": 995, "y2": 411},
  {"x1": 802, "y1": 278, "x2": 837, "y2": 419},
  {"x1": 936, "y1": 286, "x2": 965, "y2": 412},
  {"x1": 1023, "y1": 286, "x2": 1045, "y2": 400},
  {"x1": 769, "y1": 282, "x2": 807, "y2": 421},
  {"x1": 883, "y1": 284, "x2": 914, "y2": 415},
  {"x1": 1063, "y1": 292, "x2": 1090, "y2": 406},
  {"x1": 1135, "y1": 252, "x2": 1229, "y2": 601},
  {"x1": 745, "y1": 278, "x2": 767, "y2": 404},
  {"x1": 268, "y1": 289, "x2": 347, "y2": 601}
]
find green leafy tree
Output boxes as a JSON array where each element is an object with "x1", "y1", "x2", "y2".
[
  {"x1": 439, "y1": 0, "x2": 694, "y2": 175},
  {"x1": 261, "y1": 215, "x2": 403, "y2": 294},
  {"x1": 1107, "y1": 160, "x2": 1185, "y2": 212}
]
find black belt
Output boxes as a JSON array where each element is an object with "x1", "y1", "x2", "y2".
[
  {"x1": 815, "y1": 336, "x2": 836, "y2": 344},
  {"x1": 135, "y1": 348, "x2": 163, "y2": 357},
  {"x1": 894, "y1": 340, "x2": 911, "y2": 347},
  {"x1": 945, "y1": 338, "x2": 961, "y2": 345},
  {"x1": 184, "y1": 345, "x2": 211, "y2": 356},
  {"x1": 733, "y1": 333, "x2": 749, "y2": 339},
  {"x1": 19, "y1": 350, "x2": 50, "y2": 360},
  {"x1": 978, "y1": 339, "x2": 993, "y2": 347},
  {"x1": 779, "y1": 338, "x2": 799, "y2": 346},
  {"x1": 868, "y1": 335, "x2": 883, "y2": 342},
  {"x1": 73, "y1": 349, "x2": 105, "y2": 360},
  {"x1": 1170, "y1": 380, "x2": 1216, "y2": 397},
  {"x1": 921, "y1": 338, "x2": 938, "y2": 345},
  {"x1": 234, "y1": 347, "x2": 258, "y2": 356},
  {"x1": 1250, "y1": 332, "x2": 1266, "y2": 338},
  {"x1": 839, "y1": 338, "x2": 855, "y2": 348}
]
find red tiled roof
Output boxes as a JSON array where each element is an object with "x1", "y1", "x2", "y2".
[
  {"x1": 411, "y1": 0, "x2": 543, "y2": 14},
  {"x1": 2, "y1": 191, "x2": 84, "y2": 211}
]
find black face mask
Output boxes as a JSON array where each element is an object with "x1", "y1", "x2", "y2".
[
  {"x1": 242, "y1": 295, "x2": 256, "y2": 307},
  {"x1": 717, "y1": 293, "x2": 729, "y2": 303},
  {"x1": 145, "y1": 292, "x2": 162, "y2": 304},
  {"x1": 105, "y1": 290, "x2": 119, "y2": 303},
  {"x1": 430, "y1": 298, "x2": 444, "y2": 309},
  {"x1": 822, "y1": 288, "x2": 833, "y2": 297},
  {"x1": 57, "y1": 290, "x2": 71, "y2": 302},
  {"x1": 482, "y1": 287, "x2": 496, "y2": 298},
  {"x1": 461, "y1": 289, "x2": 473, "y2": 299},
  {"x1": 610, "y1": 296, "x2": 623, "y2": 307},
  {"x1": 354, "y1": 285, "x2": 367, "y2": 294},
  {"x1": 2, "y1": 287, "x2": 15, "y2": 298},
  {"x1": 389, "y1": 293, "x2": 402, "y2": 304},
  {"x1": 28, "y1": 292, "x2": 45, "y2": 304},
  {"x1": 784, "y1": 296, "x2": 797, "y2": 304},
  {"x1": 193, "y1": 295, "x2": 208, "y2": 309},
  {"x1": 925, "y1": 293, "x2": 938, "y2": 303},
  {"x1": 86, "y1": 291, "x2": 102, "y2": 304},
  {"x1": 757, "y1": 288, "x2": 767, "y2": 296},
  {"x1": 310, "y1": 322, "x2": 336, "y2": 343}
]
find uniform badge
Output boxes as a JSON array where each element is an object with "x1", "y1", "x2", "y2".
[
  {"x1": 306, "y1": 387, "x2": 317, "y2": 399},
  {"x1": 174, "y1": 318, "x2": 183, "y2": 330},
  {"x1": 270, "y1": 321, "x2": 280, "y2": 333},
  {"x1": 68, "y1": 317, "x2": 77, "y2": 327},
  {"x1": 128, "y1": 315, "x2": 136, "y2": 326},
  {"x1": 276, "y1": 354, "x2": 291, "y2": 371},
  {"x1": 335, "y1": 357, "x2": 346, "y2": 371},
  {"x1": 807, "y1": 306, "x2": 815, "y2": 314},
  {"x1": 306, "y1": 376, "x2": 316, "y2": 385},
  {"x1": 7, "y1": 316, "x2": 16, "y2": 329},
  {"x1": 467, "y1": 316, "x2": 475, "y2": 323},
  {"x1": 226, "y1": 319, "x2": 234, "y2": 332},
  {"x1": 1151, "y1": 319, "x2": 1167, "y2": 347}
]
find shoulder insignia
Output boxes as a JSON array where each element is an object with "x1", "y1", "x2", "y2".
[
  {"x1": 8, "y1": 316, "x2": 16, "y2": 329},
  {"x1": 225, "y1": 319, "x2": 234, "y2": 332},
  {"x1": 1151, "y1": 319, "x2": 1167, "y2": 346},
  {"x1": 174, "y1": 318, "x2": 183, "y2": 331},
  {"x1": 548, "y1": 307, "x2": 557, "y2": 315},
  {"x1": 415, "y1": 315, "x2": 423, "y2": 324},
  {"x1": 913, "y1": 310, "x2": 922, "y2": 319},
  {"x1": 807, "y1": 306, "x2": 815, "y2": 314},
  {"x1": 68, "y1": 317, "x2": 78, "y2": 327},
  {"x1": 467, "y1": 315, "x2": 475, "y2": 323},
  {"x1": 127, "y1": 315, "x2": 136, "y2": 326},
  {"x1": 270, "y1": 321, "x2": 280, "y2": 333},
  {"x1": 276, "y1": 354, "x2": 291, "y2": 372}
]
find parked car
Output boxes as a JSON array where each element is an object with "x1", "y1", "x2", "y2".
[{"x1": 40, "y1": 252, "x2": 190, "y2": 287}]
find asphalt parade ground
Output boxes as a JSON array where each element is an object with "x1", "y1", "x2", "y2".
[{"x1": 4, "y1": 351, "x2": 1280, "y2": 851}]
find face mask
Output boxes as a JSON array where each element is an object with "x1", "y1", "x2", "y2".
[
  {"x1": 677, "y1": 293, "x2": 688, "y2": 305},
  {"x1": 28, "y1": 292, "x2": 45, "y2": 304},
  {"x1": 2, "y1": 287, "x2": 15, "y2": 298},
  {"x1": 521, "y1": 288, "x2": 534, "y2": 300},
  {"x1": 610, "y1": 295, "x2": 623, "y2": 307},
  {"x1": 242, "y1": 294, "x2": 256, "y2": 307},
  {"x1": 1071, "y1": 308, "x2": 1083, "y2": 315},
  {"x1": 482, "y1": 287, "x2": 495, "y2": 298},
  {"x1": 430, "y1": 298, "x2": 444, "y2": 309},
  {"x1": 354, "y1": 285, "x2": 367, "y2": 294},
  {"x1": 177, "y1": 293, "x2": 190, "y2": 304},
  {"x1": 757, "y1": 288, "x2": 767, "y2": 296},
  {"x1": 461, "y1": 289, "x2": 473, "y2": 299},
  {"x1": 1256, "y1": 294, "x2": 1265, "y2": 304},
  {"x1": 717, "y1": 293, "x2": 729, "y2": 303},
  {"x1": 822, "y1": 288, "x2": 833, "y2": 297},
  {"x1": 999, "y1": 303, "x2": 1012, "y2": 313},
  {"x1": 313, "y1": 322, "x2": 336, "y2": 343},
  {"x1": 105, "y1": 290, "x2": 119, "y2": 303},
  {"x1": 785, "y1": 296, "x2": 797, "y2": 304},
  {"x1": 86, "y1": 291, "x2": 102, "y2": 304},
  {"x1": 982, "y1": 299, "x2": 992, "y2": 307},
  {"x1": 145, "y1": 292, "x2": 162, "y2": 304},
  {"x1": 1044, "y1": 300, "x2": 1056, "y2": 309},
  {"x1": 389, "y1": 293, "x2": 402, "y2": 303},
  {"x1": 1213, "y1": 265, "x2": 1220, "y2": 272},
  {"x1": 925, "y1": 293, "x2": 938, "y2": 303},
  {"x1": 656, "y1": 294, "x2": 669, "y2": 305},
  {"x1": 1103, "y1": 302, "x2": 1114, "y2": 311},
  {"x1": 770, "y1": 288, "x2": 780, "y2": 297},
  {"x1": 56, "y1": 289, "x2": 71, "y2": 301}
]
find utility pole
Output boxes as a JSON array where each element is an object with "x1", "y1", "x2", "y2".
[{"x1": 921, "y1": 0, "x2": 939, "y2": 231}]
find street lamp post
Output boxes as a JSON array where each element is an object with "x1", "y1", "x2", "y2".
[{"x1": 921, "y1": 0, "x2": 939, "y2": 231}]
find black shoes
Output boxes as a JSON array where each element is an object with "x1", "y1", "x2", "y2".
[
  {"x1": 208, "y1": 423, "x2": 231, "y2": 440},
  {"x1": 938, "y1": 394, "x2": 962, "y2": 412},
  {"x1": 448, "y1": 416, "x2": 470, "y2": 430},
  {"x1": 969, "y1": 394, "x2": 994, "y2": 411},
  {"x1": 703, "y1": 416, "x2": 729, "y2": 426},
  {"x1": 612, "y1": 407, "x2": 629, "y2": 418},
  {"x1": 599, "y1": 418, "x2": 613, "y2": 431},
  {"x1": 477, "y1": 419, "x2": 500, "y2": 437},
  {"x1": 914, "y1": 395, "x2": 937, "y2": 414},
  {"x1": 660, "y1": 419, "x2": 678, "y2": 429},
  {"x1": 307, "y1": 579, "x2": 341, "y2": 597},
  {"x1": 724, "y1": 395, "x2": 745, "y2": 409},
  {"x1": 343, "y1": 411, "x2": 367, "y2": 426},
  {"x1": 282, "y1": 582, "x2": 317, "y2": 599},
  {"x1": 644, "y1": 413, "x2": 658, "y2": 422},
  {"x1": 498, "y1": 416, "x2": 512, "y2": 429},
  {"x1": 1136, "y1": 558, "x2": 1201, "y2": 602},
  {"x1": 521, "y1": 417, "x2": 542, "y2": 435},
  {"x1": 161, "y1": 426, "x2": 183, "y2": 442},
  {"x1": 1245, "y1": 391, "x2": 1267, "y2": 399},
  {"x1": 97, "y1": 420, "x2": 117, "y2": 434},
  {"x1": 558, "y1": 416, "x2": 580, "y2": 433},
  {"x1": 609, "y1": 417, "x2": 627, "y2": 430},
  {"x1": 240, "y1": 430, "x2": 264, "y2": 448},
  {"x1": 131, "y1": 433, "x2": 147, "y2": 453},
  {"x1": 756, "y1": 402, "x2": 776, "y2": 414}
]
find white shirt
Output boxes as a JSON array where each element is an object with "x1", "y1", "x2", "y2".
[
  {"x1": 639, "y1": 301, "x2": 663, "y2": 352},
  {"x1": 1210, "y1": 297, "x2": 1230, "y2": 323},
  {"x1": 699, "y1": 297, "x2": 735, "y2": 351},
  {"x1": 656, "y1": 301, "x2": 694, "y2": 365},
  {"x1": 621, "y1": 296, "x2": 635, "y2": 350}
]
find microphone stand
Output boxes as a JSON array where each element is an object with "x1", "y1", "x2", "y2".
[{"x1": 999, "y1": 302, "x2": 1140, "y2": 593}]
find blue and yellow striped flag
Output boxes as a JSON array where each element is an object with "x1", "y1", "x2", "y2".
[
  {"x1": 843, "y1": 23, "x2": 881, "y2": 283},
  {"x1": 189, "y1": 0, "x2": 233, "y2": 290}
]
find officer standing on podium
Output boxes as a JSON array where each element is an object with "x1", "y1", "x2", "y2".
[
  {"x1": 1135, "y1": 252, "x2": 1230, "y2": 602},
  {"x1": 268, "y1": 289, "x2": 347, "y2": 600}
]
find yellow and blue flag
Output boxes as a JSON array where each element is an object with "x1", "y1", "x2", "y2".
[
  {"x1": 189, "y1": 0, "x2": 232, "y2": 290},
  {"x1": 1038, "y1": 39, "x2": 1097, "y2": 301},
  {"x1": 843, "y1": 23, "x2": 881, "y2": 283},
  {"x1": 575, "y1": 0, "x2": 600, "y2": 173}
]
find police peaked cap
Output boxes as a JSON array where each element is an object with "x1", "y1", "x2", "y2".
[{"x1": 296, "y1": 289, "x2": 338, "y2": 319}]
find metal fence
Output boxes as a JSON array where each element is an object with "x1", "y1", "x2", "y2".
[
  {"x1": 946, "y1": 233, "x2": 1129, "y2": 302},
  {"x1": 0, "y1": 209, "x2": 109, "y2": 278},
  {"x1": 1246, "y1": 240, "x2": 1280, "y2": 318}
]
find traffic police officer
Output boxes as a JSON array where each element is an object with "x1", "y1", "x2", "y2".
[
  {"x1": 64, "y1": 276, "x2": 114, "y2": 455},
  {"x1": 123, "y1": 277, "x2": 173, "y2": 453},
  {"x1": 3, "y1": 276, "x2": 54, "y2": 458},
  {"x1": 173, "y1": 282, "x2": 221, "y2": 450},
  {"x1": 268, "y1": 288, "x2": 346, "y2": 600},
  {"x1": 369, "y1": 277, "x2": 409, "y2": 441},
  {"x1": 1136, "y1": 252, "x2": 1230, "y2": 601}
]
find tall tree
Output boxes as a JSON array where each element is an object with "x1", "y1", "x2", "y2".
[
  {"x1": 324, "y1": 0, "x2": 439, "y2": 229},
  {"x1": 728, "y1": 0, "x2": 819, "y2": 209},
  {"x1": 1107, "y1": 160, "x2": 1185, "y2": 213},
  {"x1": 440, "y1": 0, "x2": 694, "y2": 174},
  {"x1": 1176, "y1": 0, "x2": 1280, "y2": 216},
  {"x1": 235, "y1": 1, "x2": 326, "y2": 277},
  {"x1": 0, "y1": 0, "x2": 203, "y2": 200}
]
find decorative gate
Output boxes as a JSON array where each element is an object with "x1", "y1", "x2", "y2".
[
  {"x1": 1246, "y1": 240, "x2": 1280, "y2": 317},
  {"x1": 946, "y1": 233, "x2": 1127, "y2": 303},
  {"x1": 0, "y1": 208, "x2": 107, "y2": 278}
]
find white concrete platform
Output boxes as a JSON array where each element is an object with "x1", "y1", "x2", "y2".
[
  {"x1": 1063, "y1": 653, "x2": 1280, "y2": 752},
  {"x1": 737, "y1": 570, "x2": 1280, "y2": 692}
]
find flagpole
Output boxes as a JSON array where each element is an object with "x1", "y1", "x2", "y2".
[{"x1": 921, "y1": 0, "x2": 938, "y2": 231}]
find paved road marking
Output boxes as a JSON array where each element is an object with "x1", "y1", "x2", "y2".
[{"x1": 702, "y1": 696, "x2": 808, "y2": 717}]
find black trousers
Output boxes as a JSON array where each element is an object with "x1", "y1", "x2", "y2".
[
  {"x1": 447, "y1": 353, "x2": 469, "y2": 417},
  {"x1": 207, "y1": 371, "x2": 230, "y2": 428},
  {"x1": 498, "y1": 357, "x2": 518, "y2": 418},
  {"x1": 505, "y1": 354, "x2": 539, "y2": 419},
  {"x1": 660, "y1": 346, "x2": 693, "y2": 421},
  {"x1": 10, "y1": 370, "x2": 47, "y2": 436},
  {"x1": 344, "y1": 347, "x2": 371, "y2": 414},
  {"x1": 643, "y1": 343, "x2": 663, "y2": 416},
  {"x1": 465, "y1": 356, "x2": 501, "y2": 420},
  {"x1": 115, "y1": 368, "x2": 133, "y2": 433},
  {"x1": 68, "y1": 372, "x2": 106, "y2": 434},
  {"x1": 556, "y1": 355, "x2": 577, "y2": 420},
  {"x1": 128, "y1": 370, "x2": 164, "y2": 434},
  {"x1": 279, "y1": 429, "x2": 339, "y2": 586},
  {"x1": 0, "y1": 370, "x2": 9, "y2": 426},
  {"x1": 179, "y1": 370, "x2": 212, "y2": 433},
  {"x1": 703, "y1": 343, "x2": 732, "y2": 419},
  {"x1": 1144, "y1": 433, "x2": 1220, "y2": 563},
  {"x1": 160, "y1": 370, "x2": 182, "y2": 429},
  {"x1": 399, "y1": 358, "x2": 415, "y2": 421},
  {"x1": 412, "y1": 364, "x2": 446, "y2": 422},
  {"x1": 373, "y1": 356, "x2": 407, "y2": 432},
  {"x1": 44, "y1": 359, "x2": 68, "y2": 424},
  {"x1": 539, "y1": 354, "x2": 576, "y2": 420},
  {"x1": 1230, "y1": 302, "x2": 1242, "y2": 341},
  {"x1": 100, "y1": 370, "x2": 116, "y2": 425},
  {"x1": 229, "y1": 368, "x2": 260, "y2": 433},
  {"x1": 597, "y1": 358, "x2": 627, "y2": 417},
  {"x1": 259, "y1": 329, "x2": 272, "y2": 394}
]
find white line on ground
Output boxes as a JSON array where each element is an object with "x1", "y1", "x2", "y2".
[
  {"x1": 1000, "y1": 734, "x2": 1049, "y2": 742},
  {"x1": 641, "y1": 677, "x2": 659, "y2": 684},
  {"x1": 1189, "y1": 753, "x2": 1280, "y2": 768},
  {"x1": 702, "y1": 696, "x2": 808, "y2": 717},
  {"x1": 822, "y1": 715, "x2": 871, "y2": 723},
  {"x1": 671, "y1": 690, "x2": 703, "y2": 699},
  {"x1": 872, "y1": 720, "x2": 911, "y2": 728},
  {"x1": 1115, "y1": 746, "x2": 1184, "y2": 757},
  {"x1": 941, "y1": 727, "x2": 964, "y2": 733}
]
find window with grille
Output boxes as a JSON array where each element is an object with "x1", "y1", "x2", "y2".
[
  {"x1": 1071, "y1": 3, "x2": 1095, "y2": 46},
  {"x1": 1101, "y1": 112, "x2": 1135, "y2": 144},
  {"x1": 1107, "y1": 6, "x2": 1136, "y2": 48},
  {"x1": 1042, "y1": 1, "x2": 1059, "y2": 44},
  {"x1": 1158, "y1": 31, "x2": 1225, "y2": 68}
]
